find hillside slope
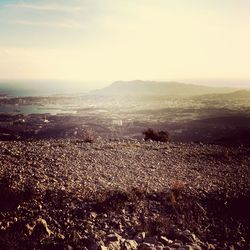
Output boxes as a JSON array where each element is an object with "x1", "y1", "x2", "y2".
[
  {"x1": 195, "y1": 89, "x2": 250, "y2": 100},
  {"x1": 0, "y1": 139, "x2": 249, "y2": 249}
]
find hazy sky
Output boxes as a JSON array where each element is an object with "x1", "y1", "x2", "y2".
[{"x1": 0, "y1": 0, "x2": 250, "y2": 86}]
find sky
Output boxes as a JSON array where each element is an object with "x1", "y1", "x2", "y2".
[{"x1": 0, "y1": 0, "x2": 250, "y2": 87}]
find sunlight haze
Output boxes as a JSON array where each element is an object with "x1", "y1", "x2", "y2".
[{"x1": 0, "y1": 0, "x2": 250, "y2": 87}]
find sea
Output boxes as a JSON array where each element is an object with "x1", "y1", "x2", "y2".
[{"x1": 0, "y1": 80, "x2": 92, "y2": 115}]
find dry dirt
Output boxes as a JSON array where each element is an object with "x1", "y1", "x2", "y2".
[{"x1": 0, "y1": 139, "x2": 249, "y2": 250}]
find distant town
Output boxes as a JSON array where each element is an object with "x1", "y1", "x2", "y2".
[{"x1": 0, "y1": 81, "x2": 250, "y2": 145}]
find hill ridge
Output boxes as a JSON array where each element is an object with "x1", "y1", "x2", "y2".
[{"x1": 93, "y1": 80, "x2": 234, "y2": 97}]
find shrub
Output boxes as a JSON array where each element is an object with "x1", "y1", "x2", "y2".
[
  {"x1": 168, "y1": 180, "x2": 186, "y2": 207},
  {"x1": 82, "y1": 128, "x2": 96, "y2": 143},
  {"x1": 143, "y1": 128, "x2": 170, "y2": 142}
]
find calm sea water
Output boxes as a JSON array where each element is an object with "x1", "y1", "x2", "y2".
[
  {"x1": 0, "y1": 104, "x2": 77, "y2": 115},
  {"x1": 0, "y1": 80, "x2": 107, "y2": 97},
  {"x1": 0, "y1": 80, "x2": 89, "y2": 115}
]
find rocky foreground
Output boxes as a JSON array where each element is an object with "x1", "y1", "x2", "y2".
[{"x1": 0, "y1": 139, "x2": 249, "y2": 250}]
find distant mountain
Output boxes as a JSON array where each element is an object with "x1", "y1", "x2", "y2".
[
  {"x1": 221, "y1": 89, "x2": 250, "y2": 98},
  {"x1": 195, "y1": 89, "x2": 250, "y2": 100},
  {"x1": 93, "y1": 80, "x2": 234, "y2": 97}
]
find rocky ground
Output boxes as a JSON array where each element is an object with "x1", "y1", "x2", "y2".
[{"x1": 0, "y1": 139, "x2": 249, "y2": 250}]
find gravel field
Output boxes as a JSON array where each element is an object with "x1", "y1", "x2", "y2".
[{"x1": 0, "y1": 139, "x2": 249, "y2": 250}]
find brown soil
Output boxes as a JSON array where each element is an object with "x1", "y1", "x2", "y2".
[{"x1": 0, "y1": 139, "x2": 249, "y2": 249}]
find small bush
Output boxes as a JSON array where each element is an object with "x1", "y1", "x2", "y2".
[
  {"x1": 143, "y1": 128, "x2": 170, "y2": 142},
  {"x1": 82, "y1": 128, "x2": 96, "y2": 143},
  {"x1": 168, "y1": 180, "x2": 186, "y2": 207}
]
